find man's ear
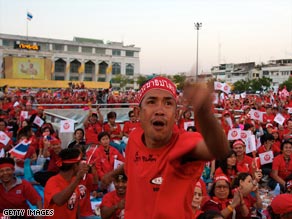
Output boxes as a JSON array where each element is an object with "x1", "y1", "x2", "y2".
[{"x1": 133, "y1": 106, "x2": 140, "y2": 118}]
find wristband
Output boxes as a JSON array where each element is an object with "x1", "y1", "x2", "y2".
[{"x1": 227, "y1": 205, "x2": 233, "y2": 212}]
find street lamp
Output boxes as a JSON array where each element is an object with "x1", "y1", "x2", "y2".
[{"x1": 194, "y1": 22, "x2": 202, "y2": 78}]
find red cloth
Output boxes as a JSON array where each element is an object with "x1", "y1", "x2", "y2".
[
  {"x1": 270, "y1": 194, "x2": 292, "y2": 214},
  {"x1": 103, "y1": 123, "x2": 122, "y2": 141},
  {"x1": 100, "y1": 190, "x2": 124, "y2": 219},
  {"x1": 214, "y1": 167, "x2": 237, "y2": 183},
  {"x1": 0, "y1": 178, "x2": 41, "y2": 212},
  {"x1": 124, "y1": 127, "x2": 204, "y2": 219},
  {"x1": 201, "y1": 198, "x2": 232, "y2": 219},
  {"x1": 79, "y1": 174, "x2": 96, "y2": 217},
  {"x1": 84, "y1": 122, "x2": 103, "y2": 144},
  {"x1": 235, "y1": 194, "x2": 256, "y2": 219},
  {"x1": 236, "y1": 155, "x2": 253, "y2": 173},
  {"x1": 44, "y1": 174, "x2": 80, "y2": 219},
  {"x1": 135, "y1": 76, "x2": 177, "y2": 104},
  {"x1": 94, "y1": 145, "x2": 125, "y2": 179},
  {"x1": 122, "y1": 121, "x2": 141, "y2": 136},
  {"x1": 272, "y1": 154, "x2": 292, "y2": 180}
]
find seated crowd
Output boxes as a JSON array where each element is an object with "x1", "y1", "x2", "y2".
[{"x1": 0, "y1": 85, "x2": 292, "y2": 219}]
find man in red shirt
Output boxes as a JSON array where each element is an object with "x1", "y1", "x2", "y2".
[
  {"x1": 84, "y1": 108, "x2": 103, "y2": 145},
  {"x1": 44, "y1": 148, "x2": 88, "y2": 219},
  {"x1": 103, "y1": 76, "x2": 229, "y2": 218},
  {"x1": 0, "y1": 157, "x2": 42, "y2": 218},
  {"x1": 232, "y1": 140, "x2": 253, "y2": 174},
  {"x1": 100, "y1": 174, "x2": 127, "y2": 219},
  {"x1": 122, "y1": 110, "x2": 140, "y2": 141}
]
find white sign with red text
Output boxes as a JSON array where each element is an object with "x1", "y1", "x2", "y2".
[
  {"x1": 259, "y1": 151, "x2": 274, "y2": 165},
  {"x1": 227, "y1": 128, "x2": 241, "y2": 140},
  {"x1": 0, "y1": 131, "x2": 10, "y2": 146},
  {"x1": 60, "y1": 120, "x2": 74, "y2": 133},
  {"x1": 250, "y1": 109, "x2": 264, "y2": 122},
  {"x1": 33, "y1": 116, "x2": 44, "y2": 127},
  {"x1": 274, "y1": 113, "x2": 285, "y2": 126}
]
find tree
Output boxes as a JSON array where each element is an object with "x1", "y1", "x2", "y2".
[
  {"x1": 233, "y1": 79, "x2": 251, "y2": 93},
  {"x1": 280, "y1": 76, "x2": 292, "y2": 91},
  {"x1": 136, "y1": 75, "x2": 148, "y2": 89},
  {"x1": 112, "y1": 74, "x2": 128, "y2": 90},
  {"x1": 171, "y1": 73, "x2": 187, "y2": 90}
]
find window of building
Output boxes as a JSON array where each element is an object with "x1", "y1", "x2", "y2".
[
  {"x1": 98, "y1": 77, "x2": 106, "y2": 82},
  {"x1": 67, "y1": 45, "x2": 79, "y2": 52},
  {"x1": 82, "y1": 46, "x2": 92, "y2": 53},
  {"x1": 53, "y1": 44, "x2": 64, "y2": 51},
  {"x1": 112, "y1": 62, "x2": 121, "y2": 75},
  {"x1": 96, "y1": 48, "x2": 105, "y2": 54},
  {"x1": 55, "y1": 75, "x2": 65, "y2": 80},
  {"x1": 38, "y1": 43, "x2": 49, "y2": 51},
  {"x1": 70, "y1": 60, "x2": 80, "y2": 73},
  {"x1": 112, "y1": 50, "x2": 121, "y2": 56},
  {"x1": 3, "y1": 39, "x2": 14, "y2": 48},
  {"x1": 70, "y1": 76, "x2": 79, "y2": 81},
  {"x1": 263, "y1": 71, "x2": 269, "y2": 76},
  {"x1": 85, "y1": 61, "x2": 95, "y2": 74},
  {"x1": 126, "y1": 51, "x2": 134, "y2": 57},
  {"x1": 84, "y1": 76, "x2": 93, "y2": 81},
  {"x1": 98, "y1": 62, "x2": 107, "y2": 74},
  {"x1": 125, "y1": 64, "x2": 134, "y2": 75},
  {"x1": 55, "y1": 59, "x2": 66, "y2": 72}
]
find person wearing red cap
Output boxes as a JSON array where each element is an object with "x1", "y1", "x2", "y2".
[
  {"x1": 0, "y1": 157, "x2": 42, "y2": 218},
  {"x1": 202, "y1": 174, "x2": 243, "y2": 219},
  {"x1": 103, "y1": 76, "x2": 230, "y2": 219},
  {"x1": 192, "y1": 179, "x2": 206, "y2": 219},
  {"x1": 269, "y1": 193, "x2": 292, "y2": 218},
  {"x1": 44, "y1": 148, "x2": 88, "y2": 219},
  {"x1": 232, "y1": 140, "x2": 253, "y2": 174}
]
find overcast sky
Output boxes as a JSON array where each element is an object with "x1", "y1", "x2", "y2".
[{"x1": 1, "y1": 0, "x2": 292, "y2": 75}]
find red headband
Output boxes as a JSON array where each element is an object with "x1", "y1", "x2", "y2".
[
  {"x1": 233, "y1": 140, "x2": 245, "y2": 147},
  {"x1": 0, "y1": 163, "x2": 14, "y2": 170},
  {"x1": 56, "y1": 155, "x2": 82, "y2": 167},
  {"x1": 136, "y1": 76, "x2": 177, "y2": 104},
  {"x1": 214, "y1": 174, "x2": 230, "y2": 183}
]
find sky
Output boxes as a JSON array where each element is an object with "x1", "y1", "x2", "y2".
[{"x1": 0, "y1": 0, "x2": 292, "y2": 75}]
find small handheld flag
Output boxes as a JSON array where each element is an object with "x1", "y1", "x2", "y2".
[
  {"x1": 9, "y1": 140, "x2": 31, "y2": 159},
  {"x1": 27, "y1": 12, "x2": 33, "y2": 21}
]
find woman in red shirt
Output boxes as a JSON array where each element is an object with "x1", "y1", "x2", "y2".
[{"x1": 215, "y1": 150, "x2": 238, "y2": 182}]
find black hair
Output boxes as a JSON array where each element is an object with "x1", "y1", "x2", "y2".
[
  {"x1": 41, "y1": 123, "x2": 55, "y2": 135},
  {"x1": 262, "y1": 133, "x2": 275, "y2": 144},
  {"x1": 128, "y1": 110, "x2": 134, "y2": 118},
  {"x1": 17, "y1": 125, "x2": 32, "y2": 140},
  {"x1": 218, "y1": 150, "x2": 237, "y2": 176},
  {"x1": 58, "y1": 148, "x2": 81, "y2": 172},
  {"x1": 0, "y1": 157, "x2": 15, "y2": 166},
  {"x1": 98, "y1": 131, "x2": 110, "y2": 142},
  {"x1": 186, "y1": 126, "x2": 196, "y2": 132},
  {"x1": 0, "y1": 119, "x2": 7, "y2": 126},
  {"x1": 197, "y1": 210, "x2": 224, "y2": 219},
  {"x1": 209, "y1": 180, "x2": 232, "y2": 199},
  {"x1": 107, "y1": 111, "x2": 117, "y2": 119},
  {"x1": 74, "y1": 128, "x2": 84, "y2": 137},
  {"x1": 281, "y1": 140, "x2": 292, "y2": 151},
  {"x1": 232, "y1": 172, "x2": 251, "y2": 189}
]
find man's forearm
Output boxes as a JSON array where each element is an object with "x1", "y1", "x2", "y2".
[{"x1": 197, "y1": 110, "x2": 229, "y2": 160}]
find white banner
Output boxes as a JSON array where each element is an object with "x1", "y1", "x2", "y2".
[
  {"x1": 274, "y1": 113, "x2": 285, "y2": 126},
  {"x1": 0, "y1": 131, "x2": 10, "y2": 146},
  {"x1": 227, "y1": 128, "x2": 241, "y2": 140},
  {"x1": 259, "y1": 151, "x2": 274, "y2": 165},
  {"x1": 33, "y1": 116, "x2": 44, "y2": 127},
  {"x1": 184, "y1": 121, "x2": 195, "y2": 131},
  {"x1": 250, "y1": 109, "x2": 264, "y2": 122},
  {"x1": 60, "y1": 120, "x2": 75, "y2": 133}
]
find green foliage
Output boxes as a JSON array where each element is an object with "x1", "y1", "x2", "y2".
[
  {"x1": 233, "y1": 77, "x2": 272, "y2": 93},
  {"x1": 280, "y1": 77, "x2": 292, "y2": 91},
  {"x1": 171, "y1": 73, "x2": 187, "y2": 90},
  {"x1": 136, "y1": 75, "x2": 148, "y2": 88}
]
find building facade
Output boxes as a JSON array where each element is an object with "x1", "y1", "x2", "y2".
[
  {"x1": 211, "y1": 59, "x2": 292, "y2": 86},
  {"x1": 0, "y1": 33, "x2": 140, "y2": 89}
]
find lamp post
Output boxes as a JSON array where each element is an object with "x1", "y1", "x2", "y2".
[{"x1": 194, "y1": 22, "x2": 202, "y2": 78}]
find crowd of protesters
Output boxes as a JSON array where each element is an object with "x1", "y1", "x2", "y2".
[{"x1": 0, "y1": 80, "x2": 292, "y2": 219}]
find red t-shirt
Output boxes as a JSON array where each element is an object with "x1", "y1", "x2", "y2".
[
  {"x1": 122, "y1": 121, "x2": 141, "y2": 136},
  {"x1": 202, "y1": 198, "x2": 232, "y2": 219},
  {"x1": 237, "y1": 155, "x2": 253, "y2": 174},
  {"x1": 124, "y1": 127, "x2": 204, "y2": 219},
  {"x1": 94, "y1": 145, "x2": 125, "y2": 179},
  {"x1": 100, "y1": 190, "x2": 124, "y2": 219},
  {"x1": 235, "y1": 194, "x2": 256, "y2": 219},
  {"x1": 79, "y1": 174, "x2": 96, "y2": 217},
  {"x1": 0, "y1": 178, "x2": 41, "y2": 212},
  {"x1": 44, "y1": 174, "x2": 80, "y2": 219},
  {"x1": 214, "y1": 167, "x2": 237, "y2": 183},
  {"x1": 85, "y1": 122, "x2": 103, "y2": 144},
  {"x1": 103, "y1": 123, "x2": 122, "y2": 141},
  {"x1": 272, "y1": 154, "x2": 292, "y2": 180}
]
